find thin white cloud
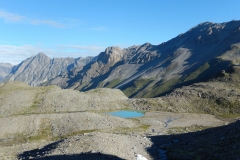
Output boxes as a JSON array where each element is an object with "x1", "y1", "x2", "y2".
[
  {"x1": 0, "y1": 9, "x2": 73, "y2": 28},
  {"x1": 0, "y1": 10, "x2": 25, "y2": 22},
  {"x1": 0, "y1": 44, "x2": 106, "y2": 65},
  {"x1": 30, "y1": 19, "x2": 65, "y2": 28}
]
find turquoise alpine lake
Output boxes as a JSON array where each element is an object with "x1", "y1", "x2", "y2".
[{"x1": 107, "y1": 110, "x2": 144, "y2": 118}]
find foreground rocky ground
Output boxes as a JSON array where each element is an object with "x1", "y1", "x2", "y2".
[
  {"x1": 0, "y1": 81, "x2": 240, "y2": 159},
  {"x1": 0, "y1": 110, "x2": 228, "y2": 160}
]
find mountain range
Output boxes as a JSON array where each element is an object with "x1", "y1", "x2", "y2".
[
  {"x1": 2, "y1": 20, "x2": 240, "y2": 98},
  {"x1": 4, "y1": 53, "x2": 94, "y2": 86}
]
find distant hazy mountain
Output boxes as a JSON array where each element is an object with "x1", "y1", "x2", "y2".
[
  {"x1": 6, "y1": 53, "x2": 94, "y2": 86},
  {"x1": 0, "y1": 63, "x2": 13, "y2": 81},
  {"x1": 45, "y1": 20, "x2": 240, "y2": 98}
]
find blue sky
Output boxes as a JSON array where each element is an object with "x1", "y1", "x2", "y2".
[{"x1": 0, "y1": 0, "x2": 239, "y2": 64}]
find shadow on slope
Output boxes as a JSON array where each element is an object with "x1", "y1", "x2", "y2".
[
  {"x1": 31, "y1": 153, "x2": 124, "y2": 160},
  {"x1": 18, "y1": 139, "x2": 124, "y2": 160},
  {"x1": 147, "y1": 120, "x2": 240, "y2": 160},
  {"x1": 18, "y1": 140, "x2": 64, "y2": 159}
]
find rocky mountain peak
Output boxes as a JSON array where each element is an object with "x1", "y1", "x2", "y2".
[
  {"x1": 34, "y1": 52, "x2": 49, "y2": 58},
  {"x1": 105, "y1": 46, "x2": 122, "y2": 55},
  {"x1": 142, "y1": 42, "x2": 152, "y2": 47},
  {"x1": 33, "y1": 52, "x2": 51, "y2": 62},
  {"x1": 36, "y1": 52, "x2": 47, "y2": 56},
  {"x1": 97, "y1": 46, "x2": 124, "y2": 64},
  {"x1": 137, "y1": 43, "x2": 152, "y2": 52},
  {"x1": 172, "y1": 21, "x2": 240, "y2": 46},
  {"x1": 186, "y1": 21, "x2": 240, "y2": 36}
]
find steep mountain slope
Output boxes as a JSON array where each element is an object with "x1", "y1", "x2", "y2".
[
  {"x1": 128, "y1": 65, "x2": 240, "y2": 116},
  {"x1": 0, "y1": 63, "x2": 13, "y2": 81},
  {"x1": 47, "y1": 20, "x2": 240, "y2": 97},
  {"x1": 6, "y1": 53, "x2": 94, "y2": 86}
]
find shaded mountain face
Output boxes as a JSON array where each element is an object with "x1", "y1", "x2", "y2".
[
  {"x1": 0, "y1": 63, "x2": 13, "y2": 82},
  {"x1": 46, "y1": 20, "x2": 240, "y2": 98},
  {"x1": 6, "y1": 53, "x2": 94, "y2": 86}
]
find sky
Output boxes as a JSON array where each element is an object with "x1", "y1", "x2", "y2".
[{"x1": 0, "y1": 0, "x2": 239, "y2": 64}]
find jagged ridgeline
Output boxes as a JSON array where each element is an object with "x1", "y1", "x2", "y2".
[
  {"x1": 3, "y1": 20, "x2": 240, "y2": 98},
  {"x1": 4, "y1": 54, "x2": 94, "y2": 86}
]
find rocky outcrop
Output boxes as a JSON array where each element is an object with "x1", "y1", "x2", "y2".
[
  {"x1": 97, "y1": 46, "x2": 124, "y2": 64},
  {"x1": 0, "y1": 63, "x2": 13, "y2": 81},
  {"x1": 6, "y1": 53, "x2": 94, "y2": 86}
]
